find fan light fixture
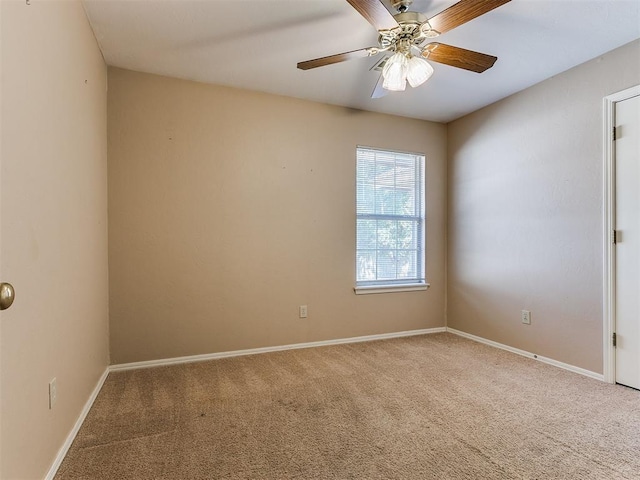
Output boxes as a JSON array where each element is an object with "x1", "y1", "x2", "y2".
[
  {"x1": 407, "y1": 55, "x2": 434, "y2": 87},
  {"x1": 382, "y1": 52, "x2": 433, "y2": 91}
]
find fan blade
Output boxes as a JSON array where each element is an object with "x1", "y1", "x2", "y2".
[
  {"x1": 346, "y1": 0, "x2": 399, "y2": 31},
  {"x1": 297, "y1": 48, "x2": 374, "y2": 70},
  {"x1": 422, "y1": 43, "x2": 497, "y2": 73},
  {"x1": 428, "y1": 0, "x2": 511, "y2": 35},
  {"x1": 371, "y1": 73, "x2": 388, "y2": 98}
]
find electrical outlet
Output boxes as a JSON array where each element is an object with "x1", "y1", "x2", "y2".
[
  {"x1": 49, "y1": 378, "x2": 57, "y2": 409},
  {"x1": 521, "y1": 310, "x2": 531, "y2": 325},
  {"x1": 299, "y1": 305, "x2": 308, "y2": 318}
]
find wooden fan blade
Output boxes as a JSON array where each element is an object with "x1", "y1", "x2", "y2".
[
  {"x1": 428, "y1": 0, "x2": 511, "y2": 35},
  {"x1": 371, "y1": 73, "x2": 388, "y2": 98},
  {"x1": 297, "y1": 48, "x2": 374, "y2": 70},
  {"x1": 346, "y1": 0, "x2": 399, "y2": 31},
  {"x1": 422, "y1": 43, "x2": 497, "y2": 73}
]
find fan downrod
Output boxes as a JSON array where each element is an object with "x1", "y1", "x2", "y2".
[{"x1": 391, "y1": 0, "x2": 413, "y2": 13}]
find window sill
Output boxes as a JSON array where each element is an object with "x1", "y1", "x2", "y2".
[{"x1": 354, "y1": 283, "x2": 430, "y2": 295}]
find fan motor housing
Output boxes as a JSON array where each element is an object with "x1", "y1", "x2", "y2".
[
  {"x1": 379, "y1": 12, "x2": 430, "y2": 50},
  {"x1": 393, "y1": 11, "x2": 427, "y2": 25}
]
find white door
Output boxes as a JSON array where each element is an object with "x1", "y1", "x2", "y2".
[{"x1": 615, "y1": 93, "x2": 640, "y2": 389}]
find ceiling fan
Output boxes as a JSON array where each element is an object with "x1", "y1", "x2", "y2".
[{"x1": 297, "y1": 0, "x2": 511, "y2": 97}]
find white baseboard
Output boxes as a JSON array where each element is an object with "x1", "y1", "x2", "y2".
[
  {"x1": 446, "y1": 327, "x2": 604, "y2": 381},
  {"x1": 44, "y1": 367, "x2": 110, "y2": 480},
  {"x1": 110, "y1": 327, "x2": 447, "y2": 372}
]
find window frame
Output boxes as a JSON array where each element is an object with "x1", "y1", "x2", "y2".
[{"x1": 354, "y1": 146, "x2": 429, "y2": 295}]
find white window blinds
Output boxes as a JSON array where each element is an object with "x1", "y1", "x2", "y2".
[{"x1": 356, "y1": 146, "x2": 426, "y2": 287}]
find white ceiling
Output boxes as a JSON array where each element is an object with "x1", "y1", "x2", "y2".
[{"x1": 83, "y1": 0, "x2": 640, "y2": 123}]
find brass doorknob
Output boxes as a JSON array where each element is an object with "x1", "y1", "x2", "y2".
[{"x1": 0, "y1": 283, "x2": 15, "y2": 310}]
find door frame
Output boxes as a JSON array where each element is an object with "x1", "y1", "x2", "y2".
[{"x1": 603, "y1": 84, "x2": 640, "y2": 384}]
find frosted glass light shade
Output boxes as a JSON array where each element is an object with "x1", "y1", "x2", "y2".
[
  {"x1": 406, "y1": 56, "x2": 434, "y2": 88},
  {"x1": 382, "y1": 52, "x2": 408, "y2": 91}
]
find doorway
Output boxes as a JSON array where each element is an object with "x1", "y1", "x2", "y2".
[{"x1": 604, "y1": 85, "x2": 640, "y2": 388}]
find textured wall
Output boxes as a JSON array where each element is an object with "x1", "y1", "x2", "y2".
[
  {"x1": 0, "y1": 1, "x2": 109, "y2": 478},
  {"x1": 107, "y1": 68, "x2": 447, "y2": 364},
  {"x1": 447, "y1": 40, "x2": 640, "y2": 374}
]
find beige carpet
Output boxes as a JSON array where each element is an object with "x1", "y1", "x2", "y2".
[{"x1": 55, "y1": 333, "x2": 640, "y2": 479}]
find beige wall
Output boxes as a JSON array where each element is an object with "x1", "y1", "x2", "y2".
[
  {"x1": 447, "y1": 40, "x2": 640, "y2": 374},
  {"x1": 0, "y1": 1, "x2": 109, "y2": 478},
  {"x1": 108, "y1": 68, "x2": 447, "y2": 364}
]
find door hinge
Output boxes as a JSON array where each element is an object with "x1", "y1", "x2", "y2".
[
  {"x1": 613, "y1": 332, "x2": 617, "y2": 347},
  {"x1": 612, "y1": 229, "x2": 617, "y2": 244},
  {"x1": 613, "y1": 126, "x2": 617, "y2": 141}
]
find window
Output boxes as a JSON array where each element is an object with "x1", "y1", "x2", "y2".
[{"x1": 355, "y1": 146, "x2": 427, "y2": 294}]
